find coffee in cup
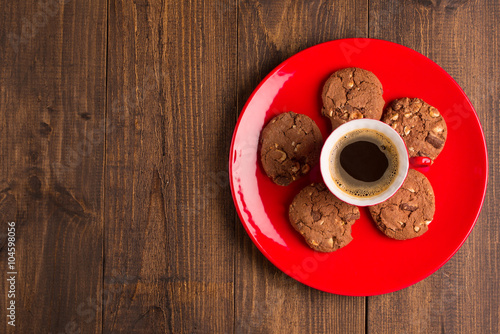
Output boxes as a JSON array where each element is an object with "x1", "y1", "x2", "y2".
[
  {"x1": 329, "y1": 128, "x2": 399, "y2": 198},
  {"x1": 320, "y1": 119, "x2": 409, "y2": 206}
]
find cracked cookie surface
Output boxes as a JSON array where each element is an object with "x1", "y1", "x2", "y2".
[
  {"x1": 260, "y1": 112, "x2": 323, "y2": 186},
  {"x1": 368, "y1": 169, "x2": 435, "y2": 240},
  {"x1": 382, "y1": 97, "x2": 447, "y2": 161},
  {"x1": 289, "y1": 183, "x2": 360, "y2": 252},
  {"x1": 321, "y1": 67, "x2": 385, "y2": 130}
]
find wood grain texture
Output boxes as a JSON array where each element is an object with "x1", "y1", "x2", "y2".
[
  {"x1": 104, "y1": 0, "x2": 237, "y2": 333},
  {"x1": 0, "y1": 0, "x2": 107, "y2": 333},
  {"x1": 235, "y1": 1, "x2": 368, "y2": 333},
  {"x1": 367, "y1": 0, "x2": 500, "y2": 333}
]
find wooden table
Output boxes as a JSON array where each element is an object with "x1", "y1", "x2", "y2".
[{"x1": 0, "y1": 1, "x2": 498, "y2": 333}]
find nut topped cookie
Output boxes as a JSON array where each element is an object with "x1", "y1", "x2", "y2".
[
  {"x1": 382, "y1": 97, "x2": 447, "y2": 161},
  {"x1": 321, "y1": 67, "x2": 385, "y2": 130},
  {"x1": 260, "y1": 112, "x2": 323, "y2": 186},
  {"x1": 368, "y1": 169, "x2": 435, "y2": 240},
  {"x1": 289, "y1": 183, "x2": 360, "y2": 252}
]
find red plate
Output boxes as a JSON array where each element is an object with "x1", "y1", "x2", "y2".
[{"x1": 229, "y1": 39, "x2": 488, "y2": 296}]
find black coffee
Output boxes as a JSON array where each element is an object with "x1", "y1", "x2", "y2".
[
  {"x1": 340, "y1": 141, "x2": 389, "y2": 182},
  {"x1": 329, "y1": 129, "x2": 399, "y2": 197}
]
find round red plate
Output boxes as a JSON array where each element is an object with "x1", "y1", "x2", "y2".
[{"x1": 229, "y1": 39, "x2": 488, "y2": 296}]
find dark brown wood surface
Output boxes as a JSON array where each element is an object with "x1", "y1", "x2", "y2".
[
  {"x1": 0, "y1": 0, "x2": 498, "y2": 333},
  {"x1": 0, "y1": 0, "x2": 107, "y2": 333}
]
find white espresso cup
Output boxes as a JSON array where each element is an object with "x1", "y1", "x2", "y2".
[{"x1": 320, "y1": 119, "x2": 409, "y2": 206}]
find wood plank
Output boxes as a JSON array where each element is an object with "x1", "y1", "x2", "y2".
[
  {"x1": 367, "y1": 1, "x2": 499, "y2": 333},
  {"x1": 235, "y1": 1, "x2": 368, "y2": 333},
  {"x1": 103, "y1": 0, "x2": 237, "y2": 332},
  {"x1": 0, "y1": 0, "x2": 107, "y2": 333}
]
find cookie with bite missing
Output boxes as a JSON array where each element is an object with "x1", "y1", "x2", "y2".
[
  {"x1": 368, "y1": 169, "x2": 435, "y2": 240},
  {"x1": 260, "y1": 112, "x2": 323, "y2": 186},
  {"x1": 321, "y1": 67, "x2": 385, "y2": 130},
  {"x1": 382, "y1": 97, "x2": 447, "y2": 161},
  {"x1": 289, "y1": 183, "x2": 360, "y2": 252}
]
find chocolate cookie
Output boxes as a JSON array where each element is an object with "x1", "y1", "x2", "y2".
[
  {"x1": 321, "y1": 67, "x2": 385, "y2": 129},
  {"x1": 260, "y1": 112, "x2": 323, "y2": 186},
  {"x1": 382, "y1": 98, "x2": 447, "y2": 161},
  {"x1": 289, "y1": 183, "x2": 360, "y2": 252},
  {"x1": 369, "y1": 169, "x2": 435, "y2": 240}
]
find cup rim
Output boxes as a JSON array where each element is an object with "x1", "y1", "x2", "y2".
[{"x1": 320, "y1": 119, "x2": 409, "y2": 207}]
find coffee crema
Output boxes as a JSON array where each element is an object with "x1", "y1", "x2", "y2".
[{"x1": 329, "y1": 129, "x2": 399, "y2": 197}]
